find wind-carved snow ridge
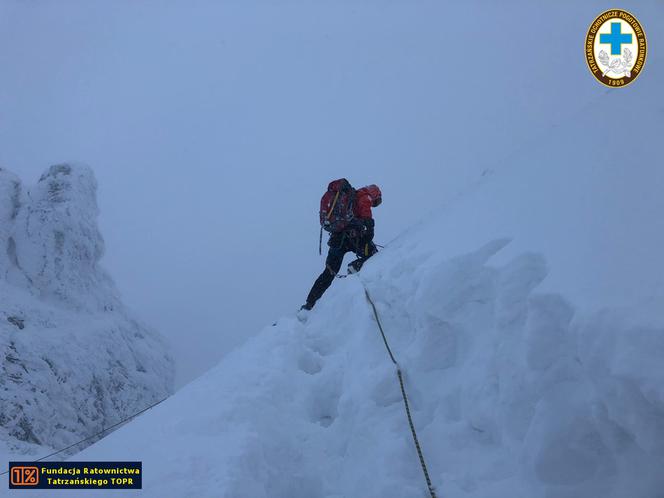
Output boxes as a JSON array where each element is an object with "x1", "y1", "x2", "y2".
[
  {"x1": 0, "y1": 164, "x2": 174, "y2": 463},
  {"x1": 63, "y1": 236, "x2": 663, "y2": 498}
]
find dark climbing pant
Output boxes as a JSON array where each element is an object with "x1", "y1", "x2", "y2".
[{"x1": 305, "y1": 230, "x2": 377, "y2": 307}]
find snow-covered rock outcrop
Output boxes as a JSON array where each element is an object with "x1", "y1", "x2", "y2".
[{"x1": 0, "y1": 164, "x2": 174, "y2": 460}]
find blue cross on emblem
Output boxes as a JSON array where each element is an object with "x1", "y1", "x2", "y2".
[{"x1": 600, "y1": 22, "x2": 632, "y2": 55}]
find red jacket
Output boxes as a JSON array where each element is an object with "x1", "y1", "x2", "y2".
[{"x1": 354, "y1": 185, "x2": 382, "y2": 219}]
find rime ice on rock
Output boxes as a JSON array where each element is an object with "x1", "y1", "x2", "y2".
[
  {"x1": 11, "y1": 164, "x2": 118, "y2": 311},
  {"x1": 0, "y1": 164, "x2": 174, "y2": 461}
]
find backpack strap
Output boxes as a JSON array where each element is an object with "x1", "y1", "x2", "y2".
[{"x1": 326, "y1": 190, "x2": 341, "y2": 220}]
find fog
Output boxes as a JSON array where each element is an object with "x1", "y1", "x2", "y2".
[{"x1": 1, "y1": 0, "x2": 656, "y2": 387}]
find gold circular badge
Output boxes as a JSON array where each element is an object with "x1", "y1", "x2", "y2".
[{"x1": 585, "y1": 9, "x2": 647, "y2": 87}]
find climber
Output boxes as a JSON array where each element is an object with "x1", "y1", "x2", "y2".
[{"x1": 301, "y1": 179, "x2": 382, "y2": 311}]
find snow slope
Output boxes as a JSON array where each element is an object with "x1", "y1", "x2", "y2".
[
  {"x1": 25, "y1": 238, "x2": 663, "y2": 498},
  {"x1": 20, "y1": 91, "x2": 663, "y2": 497},
  {"x1": 0, "y1": 165, "x2": 174, "y2": 462}
]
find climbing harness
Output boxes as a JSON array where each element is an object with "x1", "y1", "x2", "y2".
[
  {"x1": 322, "y1": 237, "x2": 381, "y2": 279},
  {"x1": 363, "y1": 285, "x2": 438, "y2": 498},
  {"x1": 0, "y1": 395, "x2": 169, "y2": 476}
]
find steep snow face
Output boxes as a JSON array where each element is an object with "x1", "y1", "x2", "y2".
[
  {"x1": 54, "y1": 236, "x2": 663, "y2": 498},
  {"x1": 0, "y1": 164, "x2": 174, "y2": 461}
]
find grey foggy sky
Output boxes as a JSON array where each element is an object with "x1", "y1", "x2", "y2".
[{"x1": 1, "y1": 0, "x2": 653, "y2": 387}]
